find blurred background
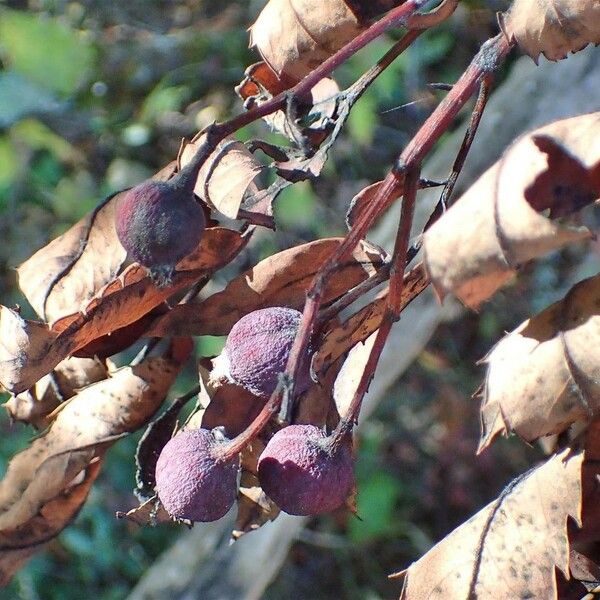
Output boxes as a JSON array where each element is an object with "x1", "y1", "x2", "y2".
[{"x1": 0, "y1": 1, "x2": 598, "y2": 598}]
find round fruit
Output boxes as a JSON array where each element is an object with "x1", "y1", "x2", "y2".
[
  {"x1": 211, "y1": 307, "x2": 311, "y2": 398},
  {"x1": 155, "y1": 428, "x2": 239, "y2": 522},
  {"x1": 257, "y1": 424, "x2": 355, "y2": 516},
  {"x1": 115, "y1": 148, "x2": 207, "y2": 286}
]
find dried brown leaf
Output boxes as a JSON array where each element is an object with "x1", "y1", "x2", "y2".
[
  {"x1": 5, "y1": 356, "x2": 109, "y2": 429},
  {"x1": 399, "y1": 448, "x2": 582, "y2": 599},
  {"x1": 0, "y1": 228, "x2": 244, "y2": 394},
  {"x1": 500, "y1": 0, "x2": 600, "y2": 62},
  {"x1": 333, "y1": 331, "x2": 377, "y2": 419},
  {"x1": 181, "y1": 137, "x2": 263, "y2": 220},
  {"x1": 480, "y1": 274, "x2": 600, "y2": 451},
  {"x1": 313, "y1": 264, "x2": 429, "y2": 375},
  {"x1": 0, "y1": 341, "x2": 187, "y2": 581},
  {"x1": 0, "y1": 342, "x2": 188, "y2": 527},
  {"x1": 0, "y1": 307, "x2": 58, "y2": 394},
  {"x1": 249, "y1": 0, "x2": 364, "y2": 82},
  {"x1": 146, "y1": 237, "x2": 386, "y2": 338},
  {"x1": 17, "y1": 192, "x2": 128, "y2": 323},
  {"x1": 116, "y1": 496, "x2": 172, "y2": 527},
  {"x1": 423, "y1": 113, "x2": 599, "y2": 309},
  {"x1": 0, "y1": 460, "x2": 101, "y2": 586}
]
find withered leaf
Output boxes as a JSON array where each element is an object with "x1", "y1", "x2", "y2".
[
  {"x1": 0, "y1": 228, "x2": 244, "y2": 394},
  {"x1": 399, "y1": 448, "x2": 582, "y2": 599},
  {"x1": 0, "y1": 341, "x2": 188, "y2": 527},
  {"x1": 423, "y1": 113, "x2": 599, "y2": 309},
  {"x1": 0, "y1": 341, "x2": 188, "y2": 581},
  {"x1": 333, "y1": 331, "x2": 377, "y2": 420},
  {"x1": 480, "y1": 274, "x2": 600, "y2": 451},
  {"x1": 116, "y1": 496, "x2": 172, "y2": 527},
  {"x1": 500, "y1": 0, "x2": 600, "y2": 62},
  {"x1": 0, "y1": 460, "x2": 101, "y2": 586},
  {"x1": 17, "y1": 192, "x2": 128, "y2": 324},
  {"x1": 313, "y1": 264, "x2": 429, "y2": 376},
  {"x1": 181, "y1": 137, "x2": 263, "y2": 220},
  {"x1": 200, "y1": 383, "x2": 265, "y2": 439},
  {"x1": 249, "y1": 0, "x2": 364, "y2": 82},
  {"x1": 146, "y1": 237, "x2": 387, "y2": 338},
  {"x1": 233, "y1": 471, "x2": 280, "y2": 540},
  {"x1": 5, "y1": 356, "x2": 109, "y2": 429},
  {"x1": 233, "y1": 438, "x2": 280, "y2": 540},
  {"x1": 0, "y1": 306, "x2": 58, "y2": 395}
]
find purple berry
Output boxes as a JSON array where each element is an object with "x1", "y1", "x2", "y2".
[
  {"x1": 258, "y1": 424, "x2": 355, "y2": 516},
  {"x1": 155, "y1": 428, "x2": 239, "y2": 522},
  {"x1": 211, "y1": 307, "x2": 311, "y2": 399},
  {"x1": 115, "y1": 152, "x2": 207, "y2": 286}
]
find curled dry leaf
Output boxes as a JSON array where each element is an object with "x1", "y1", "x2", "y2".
[
  {"x1": 399, "y1": 448, "x2": 582, "y2": 600},
  {"x1": 0, "y1": 340, "x2": 189, "y2": 581},
  {"x1": 17, "y1": 192, "x2": 128, "y2": 324},
  {"x1": 237, "y1": 62, "x2": 340, "y2": 149},
  {"x1": 333, "y1": 331, "x2": 377, "y2": 419},
  {"x1": 313, "y1": 264, "x2": 429, "y2": 376},
  {"x1": 181, "y1": 137, "x2": 263, "y2": 220},
  {"x1": 116, "y1": 496, "x2": 172, "y2": 527},
  {"x1": 480, "y1": 274, "x2": 600, "y2": 451},
  {"x1": 249, "y1": 0, "x2": 364, "y2": 82},
  {"x1": 5, "y1": 356, "x2": 109, "y2": 429},
  {"x1": 500, "y1": 0, "x2": 600, "y2": 62},
  {"x1": 0, "y1": 460, "x2": 102, "y2": 586},
  {"x1": 0, "y1": 228, "x2": 245, "y2": 395},
  {"x1": 0, "y1": 306, "x2": 58, "y2": 395},
  {"x1": 423, "y1": 112, "x2": 599, "y2": 309},
  {"x1": 15, "y1": 161, "x2": 186, "y2": 325},
  {"x1": 146, "y1": 237, "x2": 387, "y2": 338}
]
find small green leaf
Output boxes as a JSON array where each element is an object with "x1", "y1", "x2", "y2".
[{"x1": 349, "y1": 472, "x2": 401, "y2": 543}]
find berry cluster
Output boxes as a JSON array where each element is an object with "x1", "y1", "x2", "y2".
[{"x1": 154, "y1": 306, "x2": 356, "y2": 522}]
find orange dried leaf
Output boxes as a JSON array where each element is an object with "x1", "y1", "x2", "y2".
[
  {"x1": 249, "y1": 0, "x2": 364, "y2": 82},
  {"x1": 399, "y1": 448, "x2": 582, "y2": 599},
  {"x1": 146, "y1": 237, "x2": 387, "y2": 338},
  {"x1": 1, "y1": 228, "x2": 244, "y2": 394},
  {"x1": 480, "y1": 274, "x2": 600, "y2": 450},
  {"x1": 313, "y1": 264, "x2": 428, "y2": 375},
  {"x1": 501, "y1": 0, "x2": 600, "y2": 62},
  {"x1": 423, "y1": 113, "x2": 599, "y2": 309}
]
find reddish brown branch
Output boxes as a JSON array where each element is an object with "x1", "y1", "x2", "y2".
[
  {"x1": 282, "y1": 34, "x2": 512, "y2": 413},
  {"x1": 339, "y1": 166, "x2": 420, "y2": 430}
]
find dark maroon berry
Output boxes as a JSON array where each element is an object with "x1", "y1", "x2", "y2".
[
  {"x1": 257, "y1": 424, "x2": 355, "y2": 516},
  {"x1": 155, "y1": 428, "x2": 239, "y2": 522},
  {"x1": 211, "y1": 307, "x2": 311, "y2": 399},
  {"x1": 115, "y1": 149, "x2": 207, "y2": 286}
]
